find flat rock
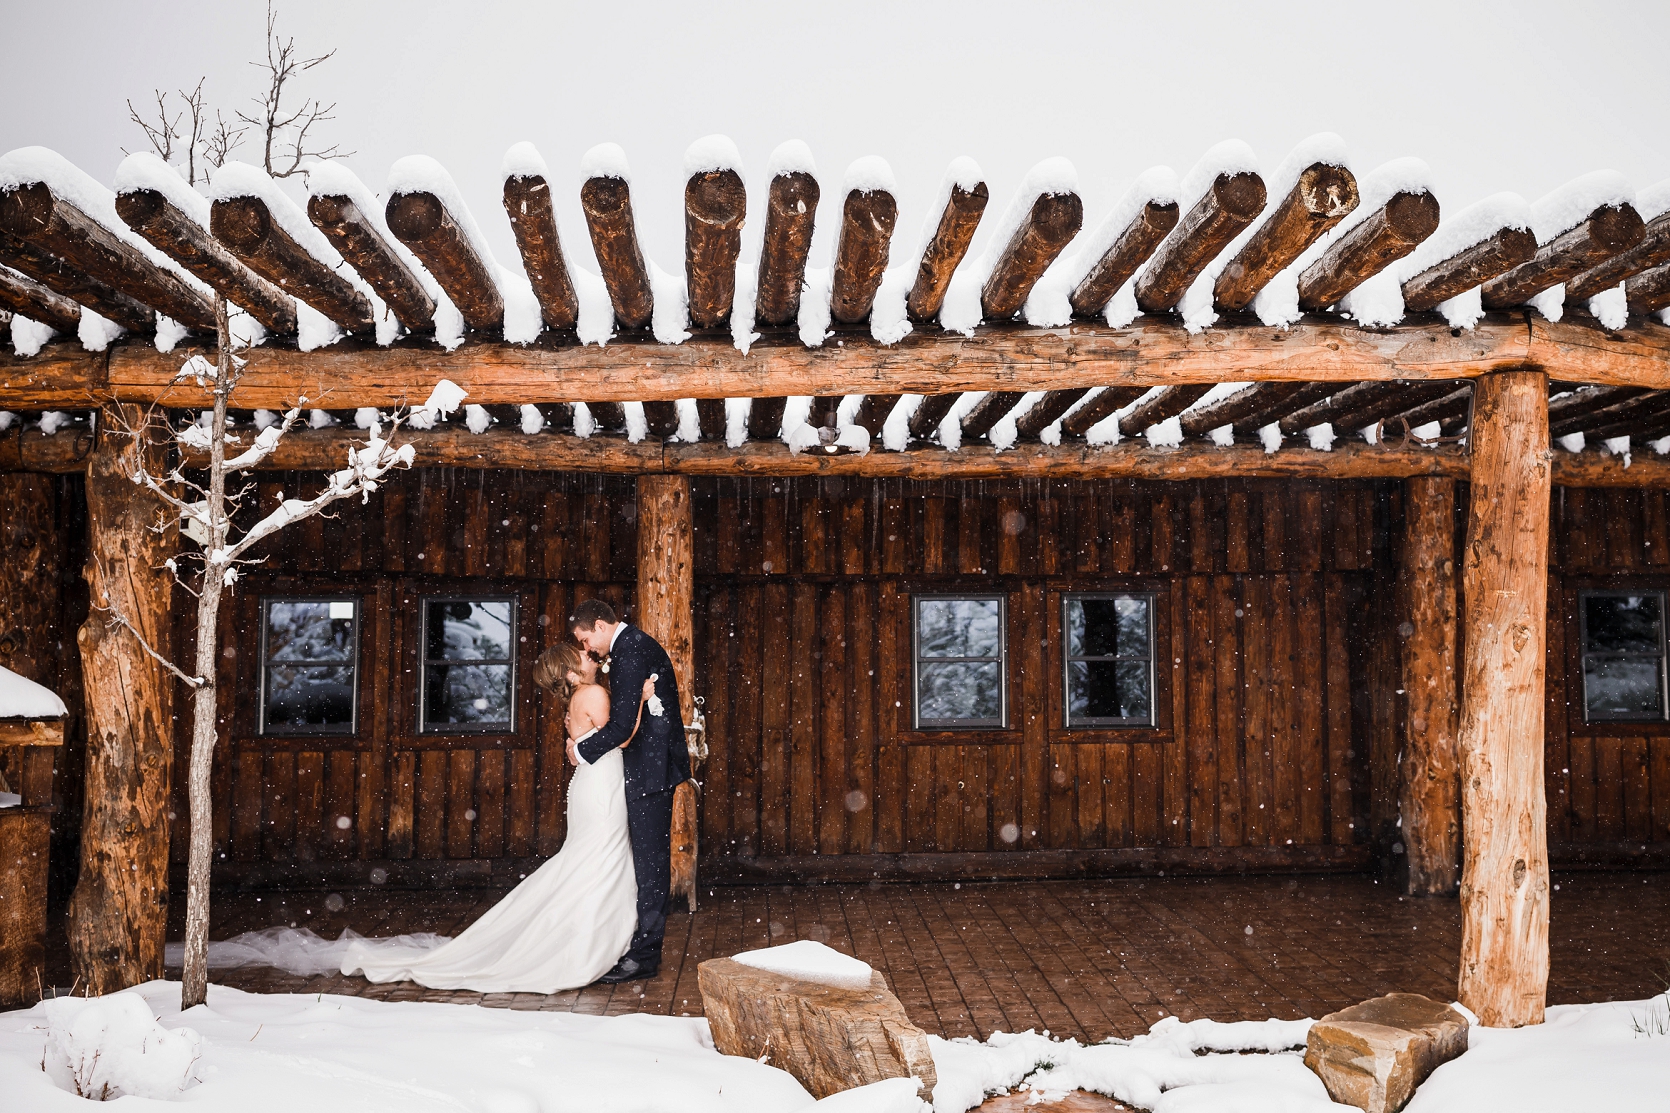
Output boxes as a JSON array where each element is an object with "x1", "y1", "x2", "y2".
[
  {"x1": 698, "y1": 955, "x2": 937, "y2": 1100},
  {"x1": 976, "y1": 1090, "x2": 1136, "y2": 1112},
  {"x1": 1304, "y1": 992, "x2": 1468, "y2": 1113}
]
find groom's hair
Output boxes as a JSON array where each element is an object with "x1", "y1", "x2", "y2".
[{"x1": 568, "y1": 598, "x2": 618, "y2": 634}]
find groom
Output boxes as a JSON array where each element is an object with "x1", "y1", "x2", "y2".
[{"x1": 566, "y1": 598, "x2": 690, "y2": 983}]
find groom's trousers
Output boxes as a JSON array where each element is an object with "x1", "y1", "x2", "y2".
[{"x1": 624, "y1": 786, "x2": 676, "y2": 968}]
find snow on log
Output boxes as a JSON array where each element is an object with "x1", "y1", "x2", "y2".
[
  {"x1": 1278, "y1": 382, "x2": 1394, "y2": 436},
  {"x1": 1059, "y1": 385, "x2": 1149, "y2": 439},
  {"x1": 1565, "y1": 182, "x2": 1670, "y2": 301},
  {"x1": 1012, "y1": 389, "x2": 1090, "y2": 440},
  {"x1": 980, "y1": 162, "x2": 1083, "y2": 320},
  {"x1": 1178, "y1": 383, "x2": 1275, "y2": 438},
  {"x1": 498, "y1": 143, "x2": 580, "y2": 331},
  {"x1": 309, "y1": 164, "x2": 440, "y2": 332},
  {"x1": 684, "y1": 137, "x2": 747, "y2": 331},
  {"x1": 1627, "y1": 262, "x2": 1670, "y2": 315},
  {"x1": 1575, "y1": 393, "x2": 1670, "y2": 442},
  {"x1": 0, "y1": 266, "x2": 82, "y2": 334},
  {"x1": 1481, "y1": 172, "x2": 1643, "y2": 309},
  {"x1": 578, "y1": 145, "x2": 654, "y2": 331},
  {"x1": 1400, "y1": 192, "x2": 1536, "y2": 313},
  {"x1": 906, "y1": 159, "x2": 987, "y2": 324},
  {"x1": 1385, "y1": 385, "x2": 1471, "y2": 433},
  {"x1": 1298, "y1": 191, "x2": 1439, "y2": 311},
  {"x1": 1135, "y1": 142, "x2": 1265, "y2": 313},
  {"x1": 386, "y1": 158, "x2": 505, "y2": 332},
  {"x1": 114, "y1": 155, "x2": 296, "y2": 336},
  {"x1": 1214, "y1": 159, "x2": 1359, "y2": 312},
  {"x1": 698, "y1": 951, "x2": 937, "y2": 1101},
  {"x1": 0, "y1": 231, "x2": 154, "y2": 333},
  {"x1": 848, "y1": 394, "x2": 896, "y2": 437},
  {"x1": 1068, "y1": 177, "x2": 1180, "y2": 317},
  {"x1": 906, "y1": 393, "x2": 962, "y2": 439},
  {"x1": 755, "y1": 147, "x2": 821, "y2": 328},
  {"x1": 829, "y1": 158, "x2": 898, "y2": 325},
  {"x1": 1545, "y1": 385, "x2": 1647, "y2": 435},
  {"x1": 210, "y1": 169, "x2": 377, "y2": 333},
  {"x1": 1118, "y1": 385, "x2": 1213, "y2": 438},
  {"x1": 958, "y1": 390, "x2": 1025, "y2": 440}
]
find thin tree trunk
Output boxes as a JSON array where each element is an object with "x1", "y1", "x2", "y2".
[{"x1": 180, "y1": 298, "x2": 232, "y2": 1009}]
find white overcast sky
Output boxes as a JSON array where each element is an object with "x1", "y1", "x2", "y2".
[{"x1": 3, "y1": 0, "x2": 1668, "y2": 281}]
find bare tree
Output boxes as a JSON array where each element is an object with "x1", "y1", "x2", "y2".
[
  {"x1": 237, "y1": 0, "x2": 352, "y2": 179},
  {"x1": 126, "y1": 79, "x2": 244, "y2": 186},
  {"x1": 125, "y1": 90, "x2": 181, "y2": 165},
  {"x1": 96, "y1": 297, "x2": 456, "y2": 1009}
]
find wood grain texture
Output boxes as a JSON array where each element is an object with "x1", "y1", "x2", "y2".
[
  {"x1": 1059, "y1": 386, "x2": 1150, "y2": 439},
  {"x1": 0, "y1": 230, "x2": 157, "y2": 332},
  {"x1": 908, "y1": 181, "x2": 988, "y2": 323},
  {"x1": 1070, "y1": 200, "x2": 1179, "y2": 317},
  {"x1": 1136, "y1": 172, "x2": 1266, "y2": 312},
  {"x1": 830, "y1": 187, "x2": 898, "y2": 324},
  {"x1": 1215, "y1": 164, "x2": 1359, "y2": 311},
  {"x1": 1298, "y1": 191, "x2": 1440, "y2": 310},
  {"x1": 310, "y1": 191, "x2": 438, "y2": 329},
  {"x1": 1626, "y1": 262, "x2": 1670, "y2": 315},
  {"x1": 685, "y1": 170, "x2": 747, "y2": 331},
  {"x1": 1482, "y1": 204, "x2": 1645, "y2": 309},
  {"x1": 1401, "y1": 477, "x2": 1461, "y2": 895},
  {"x1": 580, "y1": 176, "x2": 654, "y2": 330},
  {"x1": 983, "y1": 192, "x2": 1084, "y2": 319},
  {"x1": 1402, "y1": 226, "x2": 1538, "y2": 312},
  {"x1": 386, "y1": 191, "x2": 505, "y2": 331},
  {"x1": 212, "y1": 195, "x2": 376, "y2": 332},
  {"x1": 501, "y1": 175, "x2": 577, "y2": 330},
  {"x1": 755, "y1": 172, "x2": 820, "y2": 327},
  {"x1": 637, "y1": 476, "x2": 696, "y2": 723},
  {"x1": 0, "y1": 258, "x2": 96, "y2": 333},
  {"x1": 1565, "y1": 211, "x2": 1670, "y2": 301},
  {"x1": 1456, "y1": 370, "x2": 1551, "y2": 1027}
]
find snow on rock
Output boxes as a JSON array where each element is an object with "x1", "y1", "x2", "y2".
[
  {"x1": 1530, "y1": 170, "x2": 1635, "y2": 244},
  {"x1": 767, "y1": 139, "x2": 817, "y2": 180},
  {"x1": 579, "y1": 141, "x2": 632, "y2": 183},
  {"x1": 0, "y1": 663, "x2": 67, "y2": 718},
  {"x1": 810, "y1": 1077, "x2": 929, "y2": 1113},
  {"x1": 114, "y1": 150, "x2": 210, "y2": 224},
  {"x1": 685, "y1": 134, "x2": 745, "y2": 179},
  {"x1": 307, "y1": 161, "x2": 459, "y2": 345},
  {"x1": 3, "y1": 981, "x2": 814, "y2": 1112},
  {"x1": 733, "y1": 939, "x2": 875, "y2": 991},
  {"x1": 9, "y1": 313, "x2": 55, "y2": 357},
  {"x1": 939, "y1": 157, "x2": 1080, "y2": 334},
  {"x1": 40, "y1": 990, "x2": 202, "y2": 1101}
]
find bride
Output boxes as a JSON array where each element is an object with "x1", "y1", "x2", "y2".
[{"x1": 340, "y1": 643, "x2": 653, "y2": 993}]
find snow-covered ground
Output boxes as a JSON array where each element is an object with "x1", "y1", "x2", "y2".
[{"x1": 3, "y1": 981, "x2": 1667, "y2": 1111}]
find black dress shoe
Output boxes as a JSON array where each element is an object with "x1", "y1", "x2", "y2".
[{"x1": 596, "y1": 957, "x2": 659, "y2": 984}]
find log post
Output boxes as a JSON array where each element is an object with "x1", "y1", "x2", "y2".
[
  {"x1": 636, "y1": 475, "x2": 694, "y2": 722},
  {"x1": 68, "y1": 407, "x2": 177, "y2": 994},
  {"x1": 1456, "y1": 369, "x2": 1550, "y2": 1027},
  {"x1": 1400, "y1": 476, "x2": 1461, "y2": 895}
]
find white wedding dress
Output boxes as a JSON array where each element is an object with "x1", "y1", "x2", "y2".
[{"x1": 338, "y1": 746, "x2": 639, "y2": 993}]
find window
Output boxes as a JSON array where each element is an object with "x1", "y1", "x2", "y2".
[
  {"x1": 1063, "y1": 593, "x2": 1155, "y2": 728},
  {"x1": 913, "y1": 595, "x2": 1006, "y2": 729},
  {"x1": 259, "y1": 598, "x2": 360, "y2": 735},
  {"x1": 419, "y1": 597, "x2": 518, "y2": 733},
  {"x1": 1580, "y1": 590, "x2": 1668, "y2": 722}
]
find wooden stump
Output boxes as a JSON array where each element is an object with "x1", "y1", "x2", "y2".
[
  {"x1": 671, "y1": 778, "x2": 697, "y2": 912},
  {"x1": 69, "y1": 409, "x2": 177, "y2": 994},
  {"x1": 1400, "y1": 476, "x2": 1461, "y2": 895},
  {"x1": 698, "y1": 956, "x2": 938, "y2": 1099},
  {"x1": 1456, "y1": 370, "x2": 1550, "y2": 1026}
]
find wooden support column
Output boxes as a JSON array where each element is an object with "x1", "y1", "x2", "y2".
[
  {"x1": 1456, "y1": 370, "x2": 1550, "y2": 1027},
  {"x1": 69, "y1": 408, "x2": 176, "y2": 993},
  {"x1": 636, "y1": 475, "x2": 694, "y2": 722},
  {"x1": 1400, "y1": 476, "x2": 1461, "y2": 895}
]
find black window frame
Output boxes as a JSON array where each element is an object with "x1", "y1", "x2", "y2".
[
  {"x1": 257, "y1": 595, "x2": 362, "y2": 737},
  {"x1": 911, "y1": 593, "x2": 1008, "y2": 730},
  {"x1": 417, "y1": 595, "x2": 520, "y2": 735},
  {"x1": 1578, "y1": 588, "x2": 1669, "y2": 723},
  {"x1": 1061, "y1": 591, "x2": 1158, "y2": 729}
]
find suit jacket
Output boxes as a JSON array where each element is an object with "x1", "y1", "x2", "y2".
[{"x1": 575, "y1": 624, "x2": 690, "y2": 800}]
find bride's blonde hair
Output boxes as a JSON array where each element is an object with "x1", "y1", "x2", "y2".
[{"x1": 534, "y1": 641, "x2": 607, "y2": 704}]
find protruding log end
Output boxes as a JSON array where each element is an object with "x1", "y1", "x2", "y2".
[
  {"x1": 111, "y1": 189, "x2": 167, "y2": 230},
  {"x1": 830, "y1": 188, "x2": 898, "y2": 324},
  {"x1": 209, "y1": 196, "x2": 275, "y2": 254},
  {"x1": 1135, "y1": 171, "x2": 1266, "y2": 313},
  {"x1": 1215, "y1": 163, "x2": 1359, "y2": 312},
  {"x1": 1402, "y1": 225, "x2": 1538, "y2": 312},
  {"x1": 685, "y1": 169, "x2": 747, "y2": 330},
  {"x1": 388, "y1": 189, "x2": 505, "y2": 332},
  {"x1": 756, "y1": 172, "x2": 821, "y2": 327},
  {"x1": 1481, "y1": 203, "x2": 1646, "y2": 310},
  {"x1": 502, "y1": 175, "x2": 578, "y2": 331},
  {"x1": 1627, "y1": 262, "x2": 1670, "y2": 316},
  {"x1": 982, "y1": 191, "x2": 1083, "y2": 320},
  {"x1": 1298, "y1": 190, "x2": 1440, "y2": 311},
  {"x1": 0, "y1": 264, "x2": 84, "y2": 333},
  {"x1": 0, "y1": 183, "x2": 54, "y2": 237},
  {"x1": 907, "y1": 181, "x2": 989, "y2": 324},
  {"x1": 309, "y1": 192, "x2": 439, "y2": 330},
  {"x1": 1068, "y1": 198, "x2": 1179, "y2": 318},
  {"x1": 580, "y1": 176, "x2": 654, "y2": 331}
]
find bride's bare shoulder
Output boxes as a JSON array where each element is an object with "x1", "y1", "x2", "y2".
[{"x1": 570, "y1": 683, "x2": 610, "y2": 712}]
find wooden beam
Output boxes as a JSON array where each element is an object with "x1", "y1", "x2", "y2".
[
  {"x1": 1116, "y1": 384, "x2": 1213, "y2": 435},
  {"x1": 1278, "y1": 381, "x2": 1400, "y2": 435},
  {"x1": 311, "y1": 191, "x2": 439, "y2": 330},
  {"x1": 115, "y1": 189, "x2": 297, "y2": 335},
  {"x1": 1384, "y1": 385, "x2": 1471, "y2": 433},
  {"x1": 830, "y1": 187, "x2": 899, "y2": 325},
  {"x1": 747, "y1": 397, "x2": 787, "y2": 441},
  {"x1": 693, "y1": 398, "x2": 727, "y2": 440},
  {"x1": 1456, "y1": 369, "x2": 1550, "y2": 1027},
  {"x1": 1569, "y1": 392, "x2": 1670, "y2": 442},
  {"x1": 849, "y1": 394, "x2": 896, "y2": 436},
  {"x1": 684, "y1": 169, "x2": 747, "y2": 330},
  {"x1": 907, "y1": 181, "x2": 988, "y2": 324},
  {"x1": 0, "y1": 231, "x2": 157, "y2": 333},
  {"x1": 1481, "y1": 204, "x2": 1646, "y2": 310},
  {"x1": 755, "y1": 172, "x2": 820, "y2": 328},
  {"x1": 641, "y1": 400, "x2": 680, "y2": 439},
  {"x1": 1332, "y1": 378, "x2": 1462, "y2": 433},
  {"x1": 70, "y1": 406, "x2": 176, "y2": 993},
  {"x1": 1, "y1": 182, "x2": 215, "y2": 331},
  {"x1": 1626, "y1": 262, "x2": 1670, "y2": 315},
  {"x1": 1298, "y1": 191, "x2": 1440, "y2": 310},
  {"x1": 0, "y1": 265, "x2": 83, "y2": 333},
  {"x1": 1013, "y1": 389, "x2": 1091, "y2": 440},
  {"x1": 212, "y1": 196, "x2": 377, "y2": 332},
  {"x1": 959, "y1": 391, "x2": 1026, "y2": 439},
  {"x1": 1547, "y1": 384, "x2": 1651, "y2": 435},
  {"x1": 907, "y1": 393, "x2": 961, "y2": 439},
  {"x1": 578, "y1": 176, "x2": 654, "y2": 331},
  {"x1": 0, "y1": 720, "x2": 64, "y2": 747},
  {"x1": 1400, "y1": 475, "x2": 1461, "y2": 896},
  {"x1": 1564, "y1": 210, "x2": 1670, "y2": 301},
  {"x1": 1403, "y1": 226, "x2": 1538, "y2": 312},
  {"x1": 1214, "y1": 163, "x2": 1359, "y2": 311},
  {"x1": 587, "y1": 401, "x2": 627, "y2": 431},
  {"x1": 1135, "y1": 172, "x2": 1266, "y2": 312},
  {"x1": 982, "y1": 193, "x2": 1084, "y2": 319},
  {"x1": 1069, "y1": 200, "x2": 1179, "y2": 317},
  {"x1": 385, "y1": 191, "x2": 504, "y2": 331},
  {"x1": 637, "y1": 475, "x2": 695, "y2": 724},
  {"x1": 1178, "y1": 382, "x2": 1303, "y2": 438},
  {"x1": 1059, "y1": 385, "x2": 1149, "y2": 439}
]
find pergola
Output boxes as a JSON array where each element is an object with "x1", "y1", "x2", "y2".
[{"x1": 3, "y1": 133, "x2": 1669, "y2": 1027}]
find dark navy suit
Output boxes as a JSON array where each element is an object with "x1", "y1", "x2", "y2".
[{"x1": 575, "y1": 624, "x2": 690, "y2": 969}]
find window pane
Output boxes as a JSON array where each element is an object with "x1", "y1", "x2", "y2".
[
  {"x1": 265, "y1": 665, "x2": 355, "y2": 729},
  {"x1": 918, "y1": 599, "x2": 1002, "y2": 659},
  {"x1": 425, "y1": 600, "x2": 514, "y2": 661},
  {"x1": 267, "y1": 601, "x2": 355, "y2": 662},
  {"x1": 425, "y1": 664, "x2": 514, "y2": 727},
  {"x1": 1584, "y1": 595, "x2": 1662, "y2": 654},
  {"x1": 1068, "y1": 660, "x2": 1152, "y2": 723},
  {"x1": 917, "y1": 661, "x2": 1002, "y2": 722},
  {"x1": 1584, "y1": 657, "x2": 1663, "y2": 718},
  {"x1": 1068, "y1": 596, "x2": 1150, "y2": 658}
]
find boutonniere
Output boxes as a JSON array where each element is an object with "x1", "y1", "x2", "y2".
[{"x1": 600, "y1": 655, "x2": 611, "y2": 675}]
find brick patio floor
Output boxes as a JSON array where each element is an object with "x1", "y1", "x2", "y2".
[{"x1": 140, "y1": 871, "x2": 1670, "y2": 1042}]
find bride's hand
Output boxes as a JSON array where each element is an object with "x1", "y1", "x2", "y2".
[{"x1": 641, "y1": 675, "x2": 657, "y2": 702}]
